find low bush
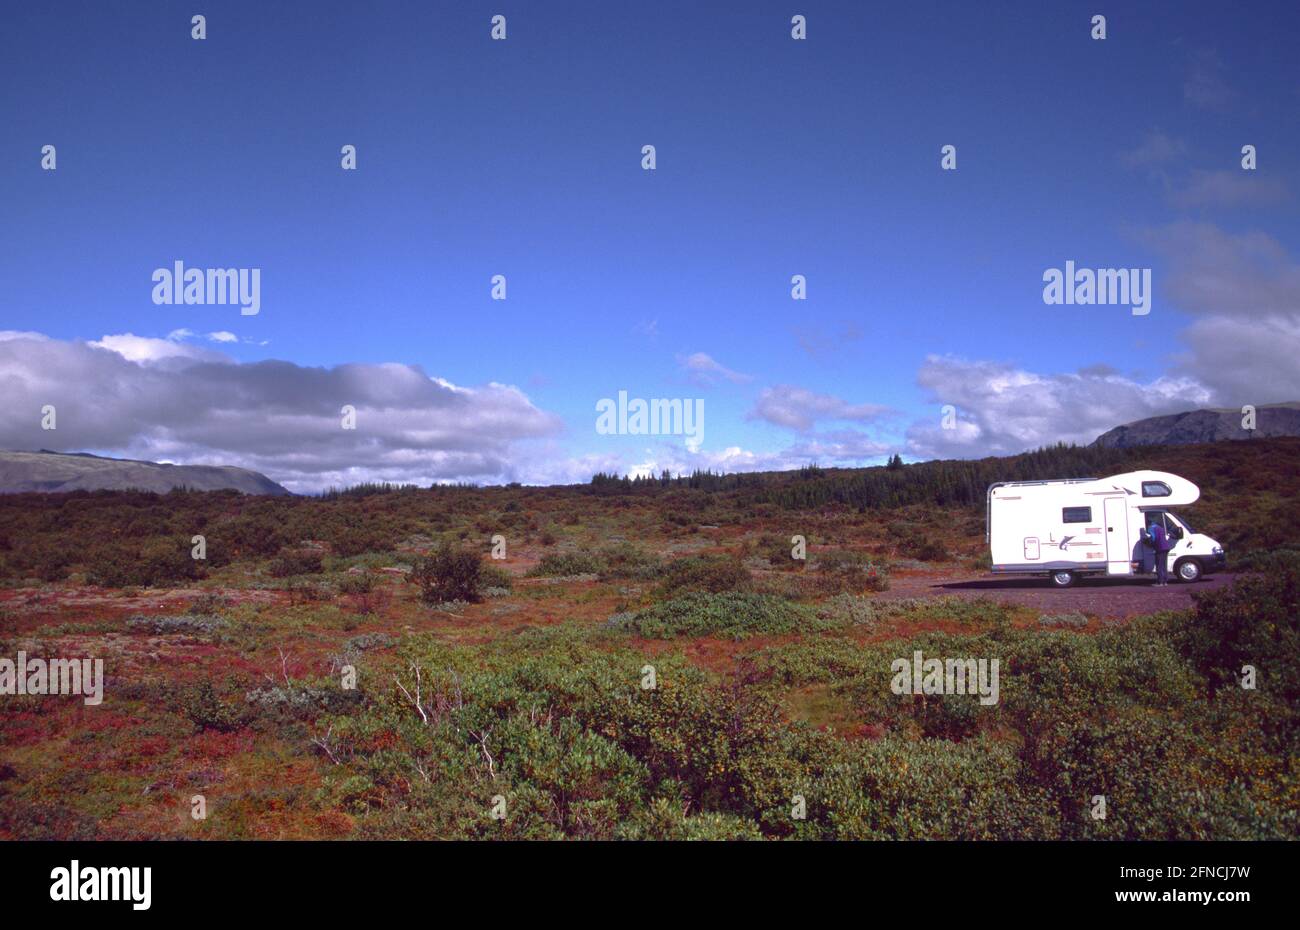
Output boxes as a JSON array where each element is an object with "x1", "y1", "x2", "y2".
[
  {"x1": 1038, "y1": 612, "x2": 1088, "y2": 629},
  {"x1": 608, "y1": 591, "x2": 815, "y2": 638},
  {"x1": 653, "y1": 555, "x2": 751, "y2": 596},
  {"x1": 815, "y1": 593, "x2": 878, "y2": 628},
  {"x1": 477, "y1": 562, "x2": 514, "y2": 592},
  {"x1": 86, "y1": 538, "x2": 203, "y2": 588},
  {"x1": 127, "y1": 613, "x2": 227, "y2": 635},
  {"x1": 179, "y1": 681, "x2": 247, "y2": 732},
  {"x1": 812, "y1": 550, "x2": 889, "y2": 593},
  {"x1": 411, "y1": 544, "x2": 483, "y2": 603},
  {"x1": 527, "y1": 551, "x2": 606, "y2": 577},
  {"x1": 596, "y1": 543, "x2": 662, "y2": 580},
  {"x1": 268, "y1": 550, "x2": 324, "y2": 578}
]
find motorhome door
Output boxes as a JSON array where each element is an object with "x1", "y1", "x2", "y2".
[{"x1": 1103, "y1": 496, "x2": 1131, "y2": 574}]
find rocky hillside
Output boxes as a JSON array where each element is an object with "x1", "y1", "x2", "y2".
[
  {"x1": 0, "y1": 450, "x2": 290, "y2": 495},
  {"x1": 1092, "y1": 403, "x2": 1300, "y2": 448}
]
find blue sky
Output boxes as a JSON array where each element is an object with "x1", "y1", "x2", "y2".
[{"x1": 2, "y1": 1, "x2": 1298, "y2": 490}]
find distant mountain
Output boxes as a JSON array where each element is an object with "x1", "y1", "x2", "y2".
[
  {"x1": 1092, "y1": 403, "x2": 1300, "y2": 448},
  {"x1": 0, "y1": 450, "x2": 291, "y2": 495}
]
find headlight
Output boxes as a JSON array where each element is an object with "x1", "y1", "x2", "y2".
[{"x1": 1212, "y1": 546, "x2": 1223, "y2": 554}]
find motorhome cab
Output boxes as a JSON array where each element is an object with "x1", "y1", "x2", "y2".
[{"x1": 987, "y1": 470, "x2": 1226, "y2": 588}]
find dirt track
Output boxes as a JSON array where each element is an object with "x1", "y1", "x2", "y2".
[{"x1": 880, "y1": 569, "x2": 1236, "y2": 619}]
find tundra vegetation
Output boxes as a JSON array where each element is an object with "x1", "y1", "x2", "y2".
[{"x1": 0, "y1": 438, "x2": 1297, "y2": 839}]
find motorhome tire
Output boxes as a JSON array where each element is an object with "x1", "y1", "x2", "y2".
[
  {"x1": 1175, "y1": 559, "x2": 1201, "y2": 583},
  {"x1": 1049, "y1": 570, "x2": 1076, "y2": 588}
]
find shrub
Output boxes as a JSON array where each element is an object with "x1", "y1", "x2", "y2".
[
  {"x1": 336, "y1": 573, "x2": 375, "y2": 596},
  {"x1": 597, "y1": 543, "x2": 662, "y2": 580},
  {"x1": 1038, "y1": 612, "x2": 1088, "y2": 629},
  {"x1": 527, "y1": 551, "x2": 605, "y2": 577},
  {"x1": 331, "y1": 530, "x2": 390, "y2": 558},
  {"x1": 617, "y1": 799, "x2": 764, "y2": 840},
  {"x1": 815, "y1": 593, "x2": 878, "y2": 628},
  {"x1": 86, "y1": 537, "x2": 202, "y2": 587},
  {"x1": 127, "y1": 613, "x2": 227, "y2": 635},
  {"x1": 609, "y1": 592, "x2": 815, "y2": 638},
  {"x1": 477, "y1": 562, "x2": 513, "y2": 593},
  {"x1": 898, "y1": 534, "x2": 950, "y2": 562},
  {"x1": 653, "y1": 555, "x2": 751, "y2": 596},
  {"x1": 411, "y1": 544, "x2": 483, "y2": 603},
  {"x1": 813, "y1": 550, "x2": 889, "y2": 593},
  {"x1": 762, "y1": 535, "x2": 805, "y2": 571},
  {"x1": 180, "y1": 681, "x2": 247, "y2": 732},
  {"x1": 1166, "y1": 553, "x2": 1300, "y2": 699},
  {"x1": 188, "y1": 592, "x2": 232, "y2": 615},
  {"x1": 337, "y1": 572, "x2": 388, "y2": 614},
  {"x1": 268, "y1": 550, "x2": 324, "y2": 578},
  {"x1": 224, "y1": 514, "x2": 289, "y2": 559}
]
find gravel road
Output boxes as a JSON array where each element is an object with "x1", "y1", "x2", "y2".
[{"x1": 880, "y1": 569, "x2": 1237, "y2": 618}]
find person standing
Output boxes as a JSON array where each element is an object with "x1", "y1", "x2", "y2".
[{"x1": 1150, "y1": 519, "x2": 1170, "y2": 586}]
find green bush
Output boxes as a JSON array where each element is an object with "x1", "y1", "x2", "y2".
[
  {"x1": 1166, "y1": 553, "x2": 1300, "y2": 698},
  {"x1": 527, "y1": 551, "x2": 606, "y2": 577},
  {"x1": 477, "y1": 562, "x2": 513, "y2": 592},
  {"x1": 336, "y1": 573, "x2": 375, "y2": 596},
  {"x1": 813, "y1": 550, "x2": 889, "y2": 593},
  {"x1": 653, "y1": 555, "x2": 751, "y2": 596},
  {"x1": 86, "y1": 537, "x2": 203, "y2": 587},
  {"x1": 411, "y1": 544, "x2": 484, "y2": 603},
  {"x1": 596, "y1": 542, "x2": 662, "y2": 579},
  {"x1": 180, "y1": 681, "x2": 247, "y2": 732},
  {"x1": 268, "y1": 550, "x2": 324, "y2": 578},
  {"x1": 898, "y1": 534, "x2": 950, "y2": 562},
  {"x1": 609, "y1": 592, "x2": 815, "y2": 638}
]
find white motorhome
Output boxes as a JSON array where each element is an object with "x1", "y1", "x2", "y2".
[{"x1": 987, "y1": 470, "x2": 1226, "y2": 588}]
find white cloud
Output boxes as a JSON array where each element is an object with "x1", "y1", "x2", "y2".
[
  {"x1": 1184, "y1": 49, "x2": 1233, "y2": 112},
  {"x1": 750, "y1": 384, "x2": 892, "y2": 432},
  {"x1": 905, "y1": 221, "x2": 1300, "y2": 459},
  {"x1": 678, "y1": 351, "x2": 751, "y2": 386},
  {"x1": 1120, "y1": 129, "x2": 1186, "y2": 168},
  {"x1": 88, "y1": 332, "x2": 227, "y2": 364},
  {"x1": 905, "y1": 355, "x2": 1210, "y2": 459},
  {"x1": 207, "y1": 331, "x2": 239, "y2": 343},
  {"x1": 0, "y1": 333, "x2": 563, "y2": 492},
  {"x1": 1168, "y1": 170, "x2": 1291, "y2": 210}
]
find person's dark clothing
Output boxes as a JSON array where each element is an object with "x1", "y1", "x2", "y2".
[{"x1": 1150, "y1": 523, "x2": 1170, "y2": 584}]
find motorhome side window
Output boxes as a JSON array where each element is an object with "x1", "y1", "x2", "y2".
[
  {"x1": 1141, "y1": 481, "x2": 1172, "y2": 497},
  {"x1": 1062, "y1": 506, "x2": 1092, "y2": 523}
]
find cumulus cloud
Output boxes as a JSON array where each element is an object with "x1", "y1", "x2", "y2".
[
  {"x1": 0, "y1": 333, "x2": 562, "y2": 492},
  {"x1": 900, "y1": 220, "x2": 1300, "y2": 459},
  {"x1": 1168, "y1": 170, "x2": 1291, "y2": 210},
  {"x1": 1141, "y1": 221, "x2": 1300, "y2": 319},
  {"x1": 904, "y1": 355, "x2": 1210, "y2": 459},
  {"x1": 1120, "y1": 129, "x2": 1186, "y2": 169},
  {"x1": 88, "y1": 332, "x2": 228, "y2": 364},
  {"x1": 678, "y1": 351, "x2": 751, "y2": 386},
  {"x1": 1135, "y1": 221, "x2": 1300, "y2": 402},
  {"x1": 1175, "y1": 314, "x2": 1300, "y2": 403},
  {"x1": 1184, "y1": 49, "x2": 1233, "y2": 112},
  {"x1": 793, "y1": 321, "x2": 863, "y2": 359},
  {"x1": 749, "y1": 384, "x2": 893, "y2": 432}
]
